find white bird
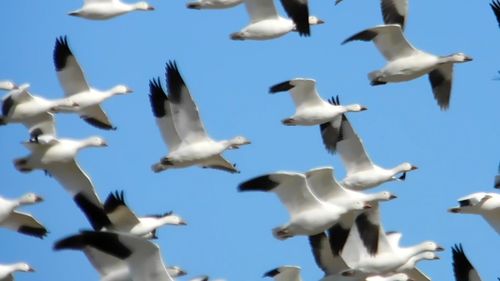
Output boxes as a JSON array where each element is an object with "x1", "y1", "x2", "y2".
[
  {"x1": 305, "y1": 167, "x2": 397, "y2": 255},
  {"x1": 68, "y1": 0, "x2": 154, "y2": 20},
  {"x1": 148, "y1": 61, "x2": 251, "y2": 174},
  {"x1": 71, "y1": 247, "x2": 187, "y2": 281},
  {"x1": 13, "y1": 135, "x2": 111, "y2": 231},
  {"x1": 0, "y1": 262, "x2": 35, "y2": 281},
  {"x1": 238, "y1": 170, "x2": 371, "y2": 240},
  {"x1": 53, "y1": 36, "x2": 133, "y2": 130},
  {"x1": 0, "y1": 193, "x2": 47, "y2": 238},
  {"x1": 101, "y1": 191, "x2": 187, "y2": 238},
  {"x1": 186, "y1": 0, "x2": 243, "y2": 9},
  {"x1": 1, "y1": 83, "x2": 76, "y2": 137},
  {"x1": 341, "y1": 214, "x2": 444, "y2": 276},
  {"x1": 55, "y1": 231, "x2": 176, "y2": 281},
  {"x1": 451, "y1": 244, "x2": 482, "y2": 281},
  {"x1": 0, "y1": 80, "x2": 18, "y2": 91},
  {"x1": 328, "y1": 114, "x2": 417, "y2": 190},
  {"x1": 263, "y1": 265, "x2": 302, "y2": 281},
  {"x1": 269, "y1": 79, "x2": 367, "y2": 126},
  {"x1": 230, "y1": 0, "x2": 324, "y2": 40},
  {"x1": 448, "y1": 192, "x2": 500, "y2": 234},
  {"x1": 342, "y1": 24, "x2": 472, "y2": 110}
]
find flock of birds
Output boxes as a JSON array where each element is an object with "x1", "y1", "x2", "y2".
[{"x1": 1, "y1": 0, "x2": 499, "y2": 281}]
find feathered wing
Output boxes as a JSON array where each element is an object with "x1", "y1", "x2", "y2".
[
  {"x1": 104, "y1": 191, "x2": 140, "y2": 230},
  {"x1": 1, "y1": 211, "x2": 48, "y2": 238},
  {"x1": 238, "y1": 172, "x2": 322, "y2": 217},
  {"x1": 85, "y1": 247, "x2": 132, "y2": 281},
  {"x1": 148, "y1": 78, "x2": 182, "y2": 151},
  {"x1": 452, "y1": 244, "x2": 482, "y2": 281},
  {"x1": 306, "y1": 167, "x2": 348, "y2": 201},
  {"x1": 428, "y1": 64, "x2": 453, "y2": 111},
  {"x1": 165, "y1": 61, "x2": 209, "y2": 144},
  {"x1": 201, "y1": 154, "x2": 239, "y2": 174},
  {"x1": 80, "y1": 105, "x2": 115, "y2": 130},
  {"x1": 279, "y1": 0, "x2": 310, "y2": 36},
  {"x1": 336, "y1": 115, "x2": 374, "y2": 174},
  {"x1": 490, "y1": 0, "x2": 500, "y2": 28},
  {"x1": 245, "y1": 0, "x2": 279, "y2": 22},
  {"x1": 53, "y1": 36, "x2": 90, "y2": 96},
  {"x1": 46, "y1": 160, "x2": 110, "y2": 230},
  {"x1": 343, "y1": 24, "x2": 417, "y2": 62},
  {"x1": 270, "y1": 79, "x2": 324, "y2": 111},
  {"x1": 22, "y1": 112, "x2": 56, "y2": 138},
  {"x1": 381, "y1": 0, "x2": 408, "y2": 30},
  {"x1": 309, "y1": 232, "x2": 350, "y2": 275}
]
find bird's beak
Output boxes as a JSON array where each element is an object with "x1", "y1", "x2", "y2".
[
  {"x1": 448, "y1": 207, "x2": 460, "y2": 213},
  {"x1": 389, "y1": 194, "x2": 398, "y2": 200},
  {"x1": 410, "y1": 165, "x2": 418, "y2": 170},
  {"x1": 147, "y1": 6, "x2": 155, "y2": 10},
  {"x1": 179, "y1": 220, "x2": 187, "y2": 226},
  {"x1": 433, "y1": 256, "x2": 440, "y2": 260},
  {"x1": 126, "y1": 87, "x2": 134, "y2": 93},
  {"x1": 436, "y1": 246, "x2": 445, "y2": 252},
  {"x1": 317, "y1": 19, "x2": 325, "y2": 24},
  {"x1": 35, "y1": 196, "x2": 44, "y2": 202},
  {"x1": 102, "y1": 141, "x2": 109, "y2": 147},
  {"x1": 68, "y1": 12, "x2": 78, "y2": 16},
  {"x1": 28, "y1": 268, "x2": 36, "y2": 272},
  {"x1": 464, "y1": 56, "x2": 473, "y2": 62},
  {"x1": 360, "y1": 106, "x2": 368, "y2": 111}
]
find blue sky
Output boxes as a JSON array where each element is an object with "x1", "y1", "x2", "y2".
[{"x1": 1, "y1": 0, "x2": 499, "y2": 281}]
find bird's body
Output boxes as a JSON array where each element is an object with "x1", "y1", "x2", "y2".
[
  {"x1": 69, "y1": 0, "x2": 154, "y2": 20},
  {"x1": 449, "y1": 192, "x2": 500, "y2": 234}
]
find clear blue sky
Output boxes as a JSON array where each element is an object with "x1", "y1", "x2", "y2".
[{"x1": 1, "y1": 1, "x2": 499, "y2": 281}]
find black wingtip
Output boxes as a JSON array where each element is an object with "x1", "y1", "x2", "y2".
[
  {"x1": 263, "y1": 268, "x2": 281, "y2": 278},
  {"x1": 54, "y1": 231, "x2": 133, "y2": 259},
  {"x1": 104, "y1": 190, "x2": 126, "y2": 213},
  {"x1": 19, "y1": 226, "x2": 49, "y2": 239},
  {"x1": 149, "y1": 77, "x2": 169, "y2": 118},
  {"x1": 269, "y1": 80, "x2": 294, "y2": 94},
  {"x1": 342, "y1": 29, "x2": 378, "y2": 45},
  {"x1": 74, "y1": 193, "x2": 112, "y2": 230},
  {"x1": 54, "y1": 35, "x2": 72, "y2": 71},
  {"x1": 165, "y1": 60, "x2": 186, "y2": 104},
  {"x1": 238, "y1": 175, "x2": 280, "y2": 192},
  {"x1": 82, "y1": 117, "x2": 115, "y2": 130}
]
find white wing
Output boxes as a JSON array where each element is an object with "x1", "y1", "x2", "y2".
[
  {"x1": 337, "y1": 116, "x2": 375, "y2": 174},
  {"x1": 306, "y1": 167, "x2": 349, "y2": 201},
  {"x1": 483, "y1": 212, "x2": 500, "y2": 234},
  {"x1": 53, "y1": 36, "x2": 91, "y2": 97},
  {"x1": 343, "y1": 24, "x2": 418, "y2": 62},
  {"x1": 80, "y1": 104, "x2": 115, "y2": 130},
  {"x1": 0, "y1": 80, "x2": 17, "y2": 91},
  {"x1": 1, "y1": 211, "x2": 48, "y2": 238},
  {"x1": 149, "y1": 78, "x2": 182, "y2": 151},
  {"x1": 384, "y1": 231, "x2": 402, "y2": 250},
  {"x1": 166, "y1": 61, "x2": 209, "y2": 144},
  {"x1": 264, "y1": 266, "x2": 302, "y2": 281},
  {"x1": 270, "y1": 79, "x2": 325, "y2": 111},
  {"x1": 381, "y1": 0, "x2": 408, "y2": 30},
  {"x1": 22, "y1": 112, "x2": 56, "y2": 138},
  {"x1": 244, "y1": 0, "x2": 279, "y2": 23},
  {"x1": 405, "y1": 269, "x2": 431, "y2": 281},
  {"x1": 239, "y1": 172, "x2": 323, "y2": 217},
  {"x1": 104, "y1": 191, "x2": 141, "y2": 230},
  {"x1": 85, "y1": 247, "x2": 132, "y2": 281}
]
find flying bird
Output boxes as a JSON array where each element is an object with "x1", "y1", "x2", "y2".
[
  {"x1": 14, "y1": 135, "x2": 111, "y2": 231},
  {"x1": 0, "y1": 262, "x2": 35, "y2": 281},
  {"x1": 68, "y1": 0, "x2": 154, "y2": 20},
  {"x1": 148, "y1": 61, "x2": 250, "y2": 174},
  {"x1": 448, "y1": 192, "x2": 500, "y2": 234},
  {"x1": 343, "y1": 24, "x2": 472, "y2": 110},
  {"x1": 230, "y1": 0, "x2": 324, "y2": 40},
  {"x1": 53, "y1": 36, "x2": 133, "y2": 130},
  {"x1": 0, "y1": 193, "x2": 47, "y2": 238}
]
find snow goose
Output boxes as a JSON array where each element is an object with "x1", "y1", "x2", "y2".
[
  {"x1": 341, "y1": 210, "x2": 443, "y2": 275},
  {"x1": 452, "y1": 244, "x2": 481, "y2": 281},
  {"x1": 342, "y1": 24, "x2": 472, "y2": 110},
  {"x1": 53, "y1": 36, "x2": 133, "y2": 130},
  {"x1": 305, "y1": 167, "x2": 397, "y2": 255},
  {"x1": 0, "y1": 80, "x2": 17, "y2": 90},
  {"x1": 263, "y1": 266, "x2": 302, "y2": 281},
  {"x1": 269, "y1": 79, "x2": 367, "y2": 126},
  {"x1": 230, "y1": 0, "x2": 324, "y2": 40},
  {"x1": 102, "y1": 191, "x2": 187, "y2": 238},
  {"x1": 491, "y1": 0, "x2": 500, "y2": 28},
  {"x1": 238, "y1": 171, "x2": 371, "y2": 240},
  {"x1": 0, "y1": 262, "x2": 35, "y2": 280},
  {"x1": 186, "y1": 0, "x2": 243, "y2": 9},
  {"x1": 69, "y1": 0, "x2": 154, "y2": 20},
  {"x1": 448, "y1": 192, "x2": 500, "y2": 234},
  {"x1": 55, "y1": 231, "x2": 176, "y2": 281},
  {"x1": 14, "y1": 135, "x2": 111, "y2": 231},
  {"x1": 0, "y1": 193, "x2": 47, "y2": 238},
  {"x1": 148, "y1": 61, "x2": 250, "y2": 174},
  {"x1": 327, "y1": 114, "x2": 417, "y2": 190},
  {"x1": 1, "y1": 83, "x2": 76, "y2": 137}
]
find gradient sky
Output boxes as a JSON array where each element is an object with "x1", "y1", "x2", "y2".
[{"x1": 1, "y1": 1, "x2": 499, "y2": 281}]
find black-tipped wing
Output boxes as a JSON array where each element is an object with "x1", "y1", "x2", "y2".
[
  {"x1": 381, "y1": 0, "x2": 408, "y2": 30},
  {"x1": 280, "y1": 0, "x2": 310, "y2": 36},
  {"x1": 491, "y1": 0, "x2": 500, "y2": 28},
  {"x1": 104, "y1": 191, "x2": 140, "y2": 229},
  {"x1": 452, "y1": 244, "x2": 482, "y2": 281},
  {"x1": 319, "y1": 114, "x2": 345, "y2": 154},
  {"x1": 1, "y1": 211, "x2": 48, "y2": 239},
  {"x1": 81, "y1": 105, "x2": 115, "y2": 130},
  {"x1": 54, "y1": 36, "x2": 90, "y2": 96},
  {"x1": 54, "y1": 231, "x2": 133, "y2": 260},
  {"x1": 149, "y1": 78, "x2": 182, "y2": 151},
  {"x1": 202, "y1": 154, "x2": 239, "y2": 174},
  {"x1": 428, "y1": 64, "x2": 453, "y2": 111},
  {"x1": 166, "y1": 61, "x2": 208, "y2": 144},
  {"x1": 269, "y1": 80, "x2": 295, "y2": 93},
  {"x1": 309, "y1": 232, "x2": 350, "y2": 275}
]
